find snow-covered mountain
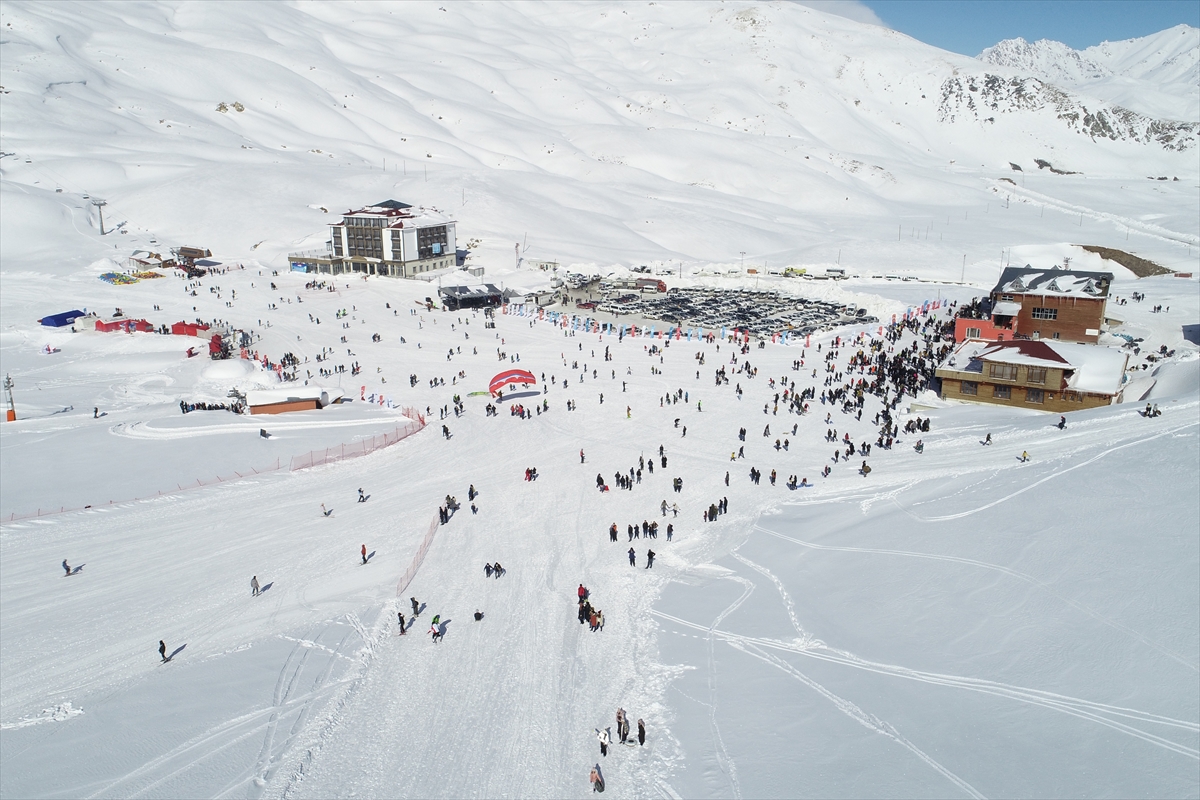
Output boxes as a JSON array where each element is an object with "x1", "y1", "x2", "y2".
[
  {"x1": 979, "y1": 25, "x2": 1200, "y2": 121},
  {"x1": 1, "y1": 1, "x2": 1196, "y2": 276}
]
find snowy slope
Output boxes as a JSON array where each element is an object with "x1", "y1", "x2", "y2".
[
  {"x1": 1, "y1": 1, "x2": 1197, "y2": 281},
  {"x1": 979, "y1": 25, "x2": 1200, "y2": 121},
  {"x1": 1, "y1": 2, "x2": 1199, "y2": 798}
]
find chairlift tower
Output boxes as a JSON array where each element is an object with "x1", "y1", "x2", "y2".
[
  {"x1": 4, "y1": 373, "x2": 15, "y2": 422},
  {"x1": 91, "y1": 198, "x2": 108, "y2": 235}
]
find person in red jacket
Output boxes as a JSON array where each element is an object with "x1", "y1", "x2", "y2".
[{"x1": 361, "y1": 544, "x2": 367, "y2": 564}]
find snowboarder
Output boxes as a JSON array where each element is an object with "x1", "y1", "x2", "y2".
[
  {"x1": 358, "y1": 488, "x2": 366, "y2": 502},
  {"x1": 94, "y1": 407, "x2": 98, "y2": 419},
  {"x1": 984, "y1": 433, "x2": 992, "y2": 445},
  {"x1": 638, "y1": 718, "x2": 646, "y2": 745},
  {"x1": 251, "y1": 575, "x2": 260, "y2": 596},
  {"x1": 62, "y1": 559, "x2": 71, "y2": 576},
  {"x1": 1021, "y1": 450, "x2": 1030, "y2": 462},
  {"x1": 628, "y1": 547, "x2": 636, "y2": 566},
  {"x1": 474, "y1": 610, "x2": 484, "y2": 621},
  {"x1": 158, "y1": 640, "x2": 167, "y2": 662},
  {"x1": 398, "y1": 612, "x2": 406, "y2": 633},
  {"x1": 321, "y1": 503, "x2": 333, "y2": 517},
  {"x1": 596, "y1": 727, "x2": 611, "y2": 757},
  {"x1": 361, "y1": 544, "x2": 368, "y2": 564}
]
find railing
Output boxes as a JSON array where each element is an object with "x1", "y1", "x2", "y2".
[{"x1": 396, "y1": 511, "x2": 442, "y2": 598}]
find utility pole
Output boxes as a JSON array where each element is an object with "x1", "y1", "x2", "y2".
[
  {"x1": 91, "y1": 198, "x2": 107, "y2": 235},
  {"x1": 961, "y1": 254, "x2": 966, "y2": 284},
  {"x1": 4, "y1": 373, "x2": 15, "y2": 422},
  {"x1": 739, "y1": 251, "x2": 746, "y2": 270}
]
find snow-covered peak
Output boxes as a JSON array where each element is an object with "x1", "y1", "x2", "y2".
[
  {"x1": 979, "y1": 26, "x2": 1200, "y2": 120},
  {"x1": 978, "y1": 37, "x2": 1112, "y2": 85}
]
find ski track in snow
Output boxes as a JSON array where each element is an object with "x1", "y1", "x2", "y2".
[
  {"x1": 653, "y1": 608, "x2": 1200, "y2": 760},
  {"x1": 754, "y1": 525, "x2": 1199, "y2": 673}
]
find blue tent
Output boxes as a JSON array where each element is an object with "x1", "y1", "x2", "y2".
[{"x1": 40, "y1": 310, "x2": 86, "y2": 328}]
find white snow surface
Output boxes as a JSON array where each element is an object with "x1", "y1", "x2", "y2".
[{"x1": 1, "y1": 2, "x2": 1199, "y2": 798}]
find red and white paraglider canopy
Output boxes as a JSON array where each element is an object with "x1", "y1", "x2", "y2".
[{"x1": 489, "y1": 368, "x2": 536, "y2": 396}]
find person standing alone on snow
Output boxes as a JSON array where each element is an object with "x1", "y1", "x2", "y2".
[
  {"x1": 638, "y1": 718, "x2": 646, "y2": 745},
  {"x1": 361, "y1": 544, "x2": 367, "y2": 564},
  {"x1": 628, "y1": 547, "x2": 636, "y2": 566},
  {"x1": 646, "y1": 549, "x2": 655, "y2": 568},
  {"x1": 158, "y1": 640, "x2": 167, "y2": 662},
  {"x1": 62, "y1": 559, "x2": 71, "y2": 576},
  {"x1": 251, "y1": 575, "x2": 260, "y2": 596}
]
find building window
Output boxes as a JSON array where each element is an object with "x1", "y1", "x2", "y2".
[
  {"x1": 1063, "y1": 391, "x2": 1083, "y2": 402},
  {"x1": 993, "y1": 385, "x2": 1011, "y2": 399},
  {"x1": 1026, "y1": 388, "x2": 1044, "y2": 404},
  {"x1": 989, "y1": 363, "x2": 1018, "y2": 381},
  {"x1": 1001, "y1": 294, "x2": 1014, "y2": 301},
  {"x1": 965, "y1": 327, "x2": 981, "y2": 339},
  {"x1": 1031, "y1": 307, "x2": 1058, "y2": 320},
  {"x1": 417, "y1": 225, "x2": 449, "y2": 260},
  {"x1": 960, "y1": 381, "x2": 978, "y2": 396},
  {"x1": 1027, "y1": 367, "x2": 1047, "y2": 384}
]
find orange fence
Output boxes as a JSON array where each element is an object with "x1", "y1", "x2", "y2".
[{"x1": 396, "y1": 511, "x2": 442, "y2": 599}]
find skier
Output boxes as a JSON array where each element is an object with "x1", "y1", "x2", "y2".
[
  {"x1": 251, "y1": 575, "x2": 260, "y2": 596},
  {"x1": 638, "y1": 718, "x2": 646, "y2": 746},
  {"x1": 397, "y1": 612, "x2": 406, "y2": 633},
  {"x1": 361, "y1": 544, "x2": 368, "y2": 564},
  {"x1": 646, "y1": 549, "x2": 655, "y2": 568},
  {"x1": 1021, "y1": 450, "x2": 1030, "y2": 462},
  {"x1": 628, "y1": 547, "x2": 636, "y2": 566},
  {"x1": 158, "y1": 640, "x2": 167, "y2": 662},
  {"x1": 596, "y1": 727, "x2": 611, "y2": 757},
  {"x1": 62, "y1": 559, "x2": 71, "y2": 576}
]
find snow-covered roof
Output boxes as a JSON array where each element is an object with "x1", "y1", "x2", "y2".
[
  {"x1": 1046, "y1": 342, "x2": 1129, "y2": 394},
  {"x1": 977, "y1": 340, "x2": 1070, "y2": 368},
  {"x1": 992, "y1": 266, "x2": 1112, "y2": 298},
  {"x1": 939, "y1": 339, "x2": 1127, "y2": 394},
  {"x1": 246, "y1": 387, "x2": 342, "y2": 407},
  {"x1": 335, "y1": 201, "x2": 455, "y2": 230},
  {"x1": 991, "y1": 300, "x2": 1022, "y2": 316}
]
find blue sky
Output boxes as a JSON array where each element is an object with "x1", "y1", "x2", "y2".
[{"x1": 805, "y1": 1, "x2": 1200, "y2": 54}]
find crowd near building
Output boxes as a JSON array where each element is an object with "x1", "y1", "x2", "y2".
[{"x1": 288, "y1": 200, "x2": 457, "y2": 278}]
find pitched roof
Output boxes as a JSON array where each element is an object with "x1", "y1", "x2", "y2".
[
  {"x1": 991, "y1": 266, "x2": 1112, "y2": 298},
  {"x1": 977, "y1": 340, "x2": 1071, "y2": 367}
]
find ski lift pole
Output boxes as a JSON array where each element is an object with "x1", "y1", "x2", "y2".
[{"x1": 4, "y1": 374, "x2": 15, "y2": 421}]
